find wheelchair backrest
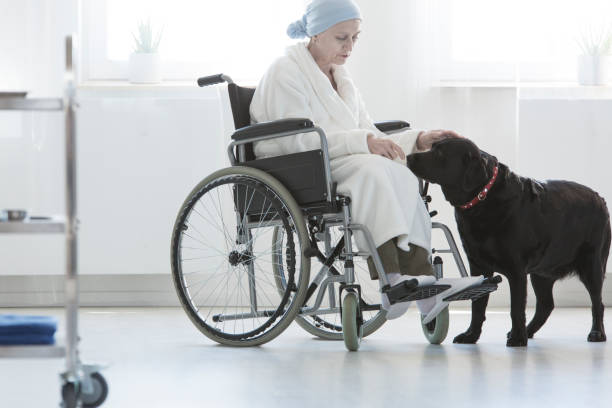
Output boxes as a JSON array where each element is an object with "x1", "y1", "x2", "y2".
[
  {"x1": 226, "y1": 82, "x2": 335, "y2": 215},
  {"x1": 227, "y1": 83, "x2": 256, "y2": 161}
]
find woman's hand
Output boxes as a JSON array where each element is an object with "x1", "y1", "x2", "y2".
[
  {"x1": 367, "y1": 134, "x2": 405, "y2": 160},
  {"x1": 416, "y1": 129, "x2": 464, "y2": 151}
]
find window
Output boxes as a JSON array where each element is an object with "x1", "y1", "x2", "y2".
[
  {"x1": 436, "y1": 0, "x2": 612, "y2": 82},
  {"x1": 81, "y1": 0, "x2": 307, "y2": 83}
]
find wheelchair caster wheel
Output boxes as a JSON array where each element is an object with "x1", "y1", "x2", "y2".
[
  {"x1": 342, "y1": 291, "x2": 363, "y2": 351},
  {"x1": 421, "y1": 306, "x2": 449, "y2": 344},
  {"x1": 81, "y1": 372, "x2": 109, "y2": 407}
]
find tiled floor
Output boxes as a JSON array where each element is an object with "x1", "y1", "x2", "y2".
[{"x1": 0, "y1": 307, "x2": 610, "y2": 407}]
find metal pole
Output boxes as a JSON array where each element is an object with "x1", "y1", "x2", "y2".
[
  {"x1": 340, "y1": 198, "x2": 355, "y2": 284},
  {"x1": 63, "y1": 35, "x2": 80, "y2": 380}
]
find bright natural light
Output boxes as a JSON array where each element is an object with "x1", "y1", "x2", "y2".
[
  {"x1": 104, "y1": 0, "x2": 307, "y2": 81},
  {"x1": 90, "y1": 0, "x2": 612, "y2": 82},
  {"x1": 447, "y1": 0, "x2": 612, "y2": 80},
  {"x1": 450, "y1": 0, "x2": 612, "y2": 63}
]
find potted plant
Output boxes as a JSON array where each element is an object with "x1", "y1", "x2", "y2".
[
  {"x1": 129, "y1": 19, "x2": 163, "y2": 84},
  {"x1": 576, "y1": 25, "x2": 612, "y2": 85}
]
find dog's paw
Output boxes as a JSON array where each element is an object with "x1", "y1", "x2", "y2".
[
  {"x1": 587, "y1": 330, "x2": 607, "y2": 342},
  {"x1": 506, "y1": 334, "x2": 528, "y2": 347},
  {"x1": 526, "y1": 325, "x2": 537, "y2": 339},
  {"x1": 507, "y1": 328, "x2": 532, "y2": 339},
  {"x1": 453, "y1": 330, "x2": 480, "y2": 344}
]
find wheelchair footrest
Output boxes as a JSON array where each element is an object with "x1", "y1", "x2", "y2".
[
  {"x1": 385, "y1": 275, "x2": 502, "y2": 305},
  {"x1": 442, "y1": 276, "x2": 502, "y2": 302},
  {"x1": 385, "y1": 280, "x2": 451, "y2": 305},
  {"x1": 397, "y1": 284, "x2": 452, "y2": 303}
]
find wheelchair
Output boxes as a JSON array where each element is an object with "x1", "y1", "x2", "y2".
[{"x1": 170, "y1": 73, "x2": 501, "y2": 351}]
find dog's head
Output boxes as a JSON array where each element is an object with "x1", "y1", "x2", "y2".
[{"x1": 407, "y1": 138, "x2": 496, "y2": 204}]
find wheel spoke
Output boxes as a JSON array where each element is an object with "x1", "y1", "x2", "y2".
[{"x1": 172, "y1": 174, "x2": 307, "y2": 343}]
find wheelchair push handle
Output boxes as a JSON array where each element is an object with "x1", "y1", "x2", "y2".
[{"x1": 197, "y1": 73, "x2": 234, "y2": 87}]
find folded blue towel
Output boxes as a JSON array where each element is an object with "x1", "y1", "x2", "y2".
[
  {"x1": 0, "y1": 315, "x2": 58, "y2": 336},
  {"x1": 0, "y1": 333, "x2": 55, "y2": 345}
]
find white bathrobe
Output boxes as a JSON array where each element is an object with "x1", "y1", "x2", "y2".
[{"x1": 249, "y1": 42, "x2": 431, "y2": 255}]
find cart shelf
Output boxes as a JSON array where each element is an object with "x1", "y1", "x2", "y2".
[
  {"x1": 0, "y1": 97, "x2": 63, "y2": 111},
  {"x1": 0, "y1": 342, "x2": 66, "y2": 359},
  {"x1": 0, "y1": 217, "x2": 66, "y2": 234}
]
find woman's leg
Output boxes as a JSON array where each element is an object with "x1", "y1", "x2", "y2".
[
  {"x1": 396, "y1": 241, "x2": 439, "y2": 315},
  {"x1": 366, "y1": 240, "x2": 434, "y2": 279},
  {"x1": 366, "y1": 239, "x2": 435, "y2": 320},
  {"x1": 366, "y1": 239, "x2": 400, "y2": 280},
  {"x1": 396, "y1": 241, "x2": 435, "y2": 277}
]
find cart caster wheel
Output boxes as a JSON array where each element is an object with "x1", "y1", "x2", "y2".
[
  {"x1": 342, "y1": 291, "x2": 363, "y2": 351},
  {"x1": 61, "y1": 381, "x2": 79, "y2": 408},
  {"x1": 81, "y1": 372, "x2": 108, "y2": 407},
  {"x1": 421, "y1": 306, "x2": 449, "y2": 344}
]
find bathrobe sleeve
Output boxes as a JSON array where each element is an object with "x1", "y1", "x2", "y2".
[
  {"x1": 355, "y1": 88, "x2": 425, "y2": 154},
  {"x1": 251, "y1": 63, "x2": 371, "y2": 160}
]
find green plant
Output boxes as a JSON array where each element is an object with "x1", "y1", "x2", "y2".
[
  {"x1": 132, "y1": 19, "x2": 163, "y2": 53},
  {"x1": 576, "y1": 24, "x2": 612, "y2": 56}
]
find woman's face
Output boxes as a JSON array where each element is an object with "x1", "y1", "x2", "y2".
[{"x1": 311, "y1": 19, "x2": 361, "y2": 65}]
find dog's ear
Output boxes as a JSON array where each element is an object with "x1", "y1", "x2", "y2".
[{"x1": 462, "y1": 153, "x2": 487, "y2": 192}]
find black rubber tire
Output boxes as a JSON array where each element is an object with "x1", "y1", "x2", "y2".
[
  {"x1": 171, "y1": 166, "x2": 310, "y2": 347},
  {"x1": 61, "y1": 381, "x2": 78, "y2": 408},
  {"x1": 81, "y1": 372, "x2": 109, "y2": 408}
]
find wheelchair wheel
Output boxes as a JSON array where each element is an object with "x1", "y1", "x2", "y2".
[
  {"x1": 272, "y1": 226, "x2": 386, "y2": 340},
  {"x1": 421, "y1": 306, "x2": 449, "y2": 344},
  {"x1": 171, "y1": 166, "x2": 310, "y2": 347},
  {"x1": 342, "y1": 291, "x2": 362, "y2": 351}
]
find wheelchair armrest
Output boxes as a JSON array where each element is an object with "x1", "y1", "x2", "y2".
[
  {"x1": 231, "y1": 118, "x2": 314, "y2": 141},
  {"x1": 374, "y1": 120, "x2": 410, "y2": 134}
]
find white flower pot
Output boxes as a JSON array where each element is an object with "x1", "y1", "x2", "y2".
[
  {"x1": 128, "y1": 53, "x2": 162, "y2": 84},
  {"x1": 577, "y1": 55, "x2": 611, "y2": 86}
]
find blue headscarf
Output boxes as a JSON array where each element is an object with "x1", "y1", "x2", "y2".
[{"x1": 287, "y1": 0, "x2": 362, "y2": 39}]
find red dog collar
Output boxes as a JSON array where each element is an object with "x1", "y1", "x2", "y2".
[{"x1": 459, "y1": 166, "x2": 499, "y2": 210}]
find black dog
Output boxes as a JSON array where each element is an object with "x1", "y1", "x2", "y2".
[{"x1": 407, "y1": 138, "x2": 610, "y2": 347}]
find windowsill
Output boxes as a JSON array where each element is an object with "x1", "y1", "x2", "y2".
[
  {"x1": 78, "y1": 80, "x2": 200, "y2": 90},
  {"x1": 78, "y1": 79, "x2": 258, "y2": 90},
  {"x1": 76, "y1": 80, "x2": 220, "y2": 98},
  {"x1": 432, "y1": 81, "x2": 612, "y2": 99},
  {"x1": 433, "y1": 81, "x2": 612, "y2": 88}
]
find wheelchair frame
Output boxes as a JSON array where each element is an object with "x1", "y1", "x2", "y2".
[{"x1": 171, "y1": 73, "x2": 472, "y2": 350}]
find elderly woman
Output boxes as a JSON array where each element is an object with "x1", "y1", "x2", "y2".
[{"x1": 249, "y1": 0, "x2": 461, "y2": 319}]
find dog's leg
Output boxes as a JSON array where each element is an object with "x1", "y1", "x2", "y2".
[
  {"x1": 453, "y1": 265, "x2": 491, "y2": 344},
  {"x1": 578, "y1": 255, "x2": 607, "y2": 342},
  {"x1": 526, "y1": 274, "x2": 555, "y2": 338},
  {"x1": 506, "y1": 273, "x2": 528, "y2": 347},
  {"x1": 453, "y1": 295, "x2": 489, "y2": 344}
]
